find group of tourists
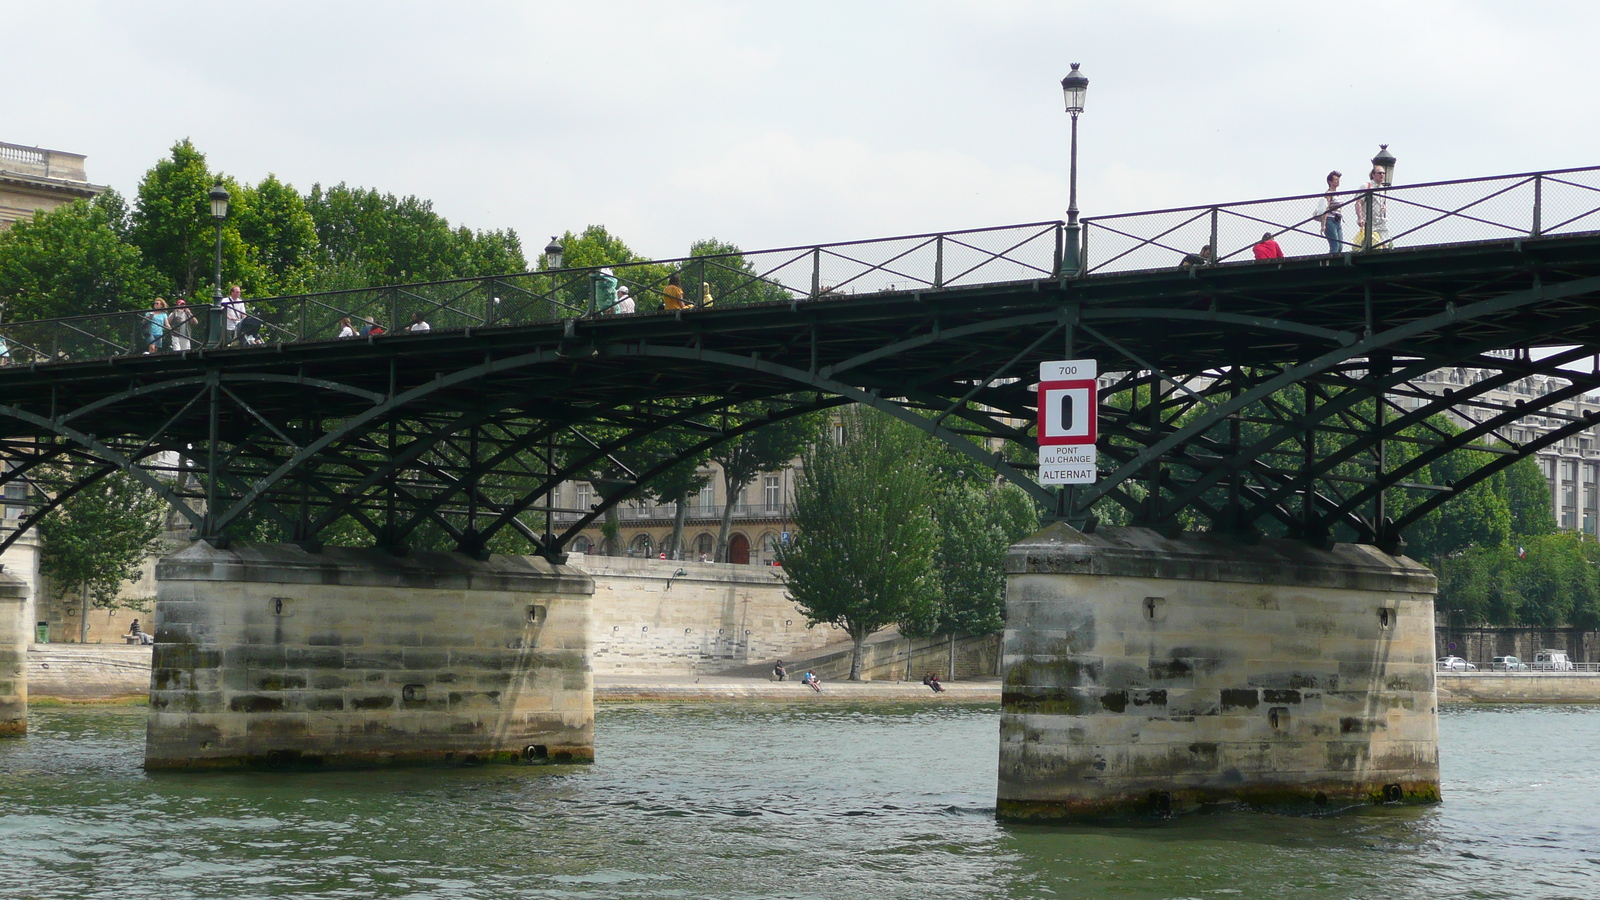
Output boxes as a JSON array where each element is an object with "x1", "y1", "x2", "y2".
[
  {"x1": 141, "y1": 296, "x2": 197, "y2": 354},
  {"x1": 333, "y1": 312, "x2": 428, "y2": 339},
  {"x1": 593, "y1": 269, "x2": 714, "y2": 315},
  {"x1": 1179, "y1": 164, "x2": 1393, "y2": 268}
]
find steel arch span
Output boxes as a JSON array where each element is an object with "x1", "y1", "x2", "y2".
[{"x1": 4, "y1": 216, "x2": 1600, "y2": 559}]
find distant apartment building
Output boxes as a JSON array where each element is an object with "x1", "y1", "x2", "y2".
[
  {"x1": 558, "y1": 461, "x2": 798, "y2": 565},
  {"x1": 0, "y1": 141, "x2": 105, "y2": 230},
  {"x1": 1411, "y1": 366, "x2": 1599, "y2": 534}
]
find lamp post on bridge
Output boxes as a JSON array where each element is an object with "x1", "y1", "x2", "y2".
[
  {"x1": 1362, "y1": 144, "x2": 1397, "y2": 252},
  {"x1": 543, "y1": 236, "x2": 564, "y2": 271},
  {"x1": 207, "y1": 183, "x2": 230, "y2": 347},
  {"x1": 1060, "y1": 63, "x2": 1089, "y2": 277}
]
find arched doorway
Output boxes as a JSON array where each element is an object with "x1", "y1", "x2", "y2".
[
  {"x1": 728, "y1": 533, "x2": 750, "y2": 565},
  {"x1": 693, "y1": 533, "x2": 715, "y2": 562}
]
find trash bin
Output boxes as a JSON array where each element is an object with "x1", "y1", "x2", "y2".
[{"x1": 35, "y1": 621, "x2": 48, "y2": 643}]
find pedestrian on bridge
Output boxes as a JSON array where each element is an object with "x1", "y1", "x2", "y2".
[
  {"x1": 1356, "y1": 165, "x2": 1391, "y2": 250},
  {"x1": 700, "y1": 282, "x2": 714, "y2": 308},
  {"x1": 405, "y1": 311, "x2": 431, "y2": 333},
  {"x1": 1313, "y1": 171, "x2": 1345, "y2": 254},
  {"x1": 615, "y1": 286, "x2": 635, "y2": 315},
  {"x1": 1180, "y1": 245, "x2": 1212, "y2": 268},
  {"x1": 167, "y1": 298, "x2": 194, "y2": 352},
  {"x1": 1253, "y1": 232, "x2": 1284, "y2": 260},
  {"x1": 143, "y1": 298, "x2": 168, "y2": 354},
  {"x1": 336, "y1": 317, "x2": 356, "y2": 339},
  {"x1": 664, "y1": 272, "x2": 689, "y2": 311},
  {"x1": 221, "y1": 286, "x2": 246, "y2": 347}
]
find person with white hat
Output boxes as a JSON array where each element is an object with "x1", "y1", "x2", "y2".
[{"x1": 615, "y1": 285, "x2": 635, "y2": 314}]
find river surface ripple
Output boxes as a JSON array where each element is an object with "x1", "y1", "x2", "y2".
[{"x1": 1, "y1": 703, "x2": 1597, "y2": 899}]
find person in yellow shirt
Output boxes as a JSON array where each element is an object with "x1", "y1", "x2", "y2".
[{"x1": 663, "y1": 272, "x2": 688, "y2": 310}]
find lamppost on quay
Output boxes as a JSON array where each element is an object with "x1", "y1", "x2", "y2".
[
  {"x1": 207, "y1": 182, "x2": 230, "y2": 347},
  {"x1": 1060, "y1": 62, "x2": 1089, "y2": 276}
]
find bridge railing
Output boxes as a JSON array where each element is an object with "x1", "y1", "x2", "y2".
[
  {"x1": 0, "y1": 221, "x2": 1065, "y2": 365},
  {"x1": 1080, "y1": 165, "x2": 1600, "y2": 275}
]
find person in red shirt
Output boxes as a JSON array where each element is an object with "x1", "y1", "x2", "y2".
[{"x1": 1253, "y1": 232, "x2": 1285, "y2": 260}]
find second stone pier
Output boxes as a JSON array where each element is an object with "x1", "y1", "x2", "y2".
[
  {"x1": 147, "y1": 542, "x2": 594, "y2": 769},
  {"x1": 998, "y1": 524, "x2": 1439, "y2": 819},
  {"x1": 0, "y1": 570, "x2": 29, "y2": 736}
]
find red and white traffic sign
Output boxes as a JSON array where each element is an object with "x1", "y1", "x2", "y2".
[{"x1": 1037, "y1": 359, "x2": 1098, "y2": 484}]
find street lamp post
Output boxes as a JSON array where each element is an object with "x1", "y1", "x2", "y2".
[
  {"x1": 1362, "y1": 145, "x2": 1397, "y2": 251},
  {"x1": 543, "y1": 236, "x2": 564, "y2": 270},
  {"x1": 1060, "y1": 63, "x2": 1089, "y2": 277},
  {"x1": 207, "y1": 183, "x2": 230, "y2": 347}
]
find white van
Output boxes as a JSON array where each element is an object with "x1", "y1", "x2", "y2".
[{"x1": 1532, "y1": 649, "x2": 1575, "y2": 671}]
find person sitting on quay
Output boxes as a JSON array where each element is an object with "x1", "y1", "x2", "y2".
[
  {"x1": 1252, "y1": 232, "x2": 1284, "y2": 260},
  {"x1": 922, "y1": 673, "x2": 945, "y2": 693},
  {"x1": 127, "y1": 618, "x2": 154, "y2": 645},
  {"x1": 773, "y1": 659, "x2": 787, "y2": 681},
  {"x1": 801, "y1": 670, "x2": 821, "y2": 692}
]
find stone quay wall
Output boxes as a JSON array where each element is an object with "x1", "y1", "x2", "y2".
[
  {"x1": 575, "y1": 557, "x2": 844, "y2": 675},
  {"x1": 0, "y1": 571, "x2": 28, "y2": 734},
  {"x1": 27, "y1": 645, "x2": 153, "y2": 699},
  {"x1": 1436, "y1": 672, "x2": 1600, "y2": 702},
  {"x1": 146, "y1": 542, "x2": 593, "y2": 769},
  {"x1": 1434, "y1": 626, "x2": 1600, "y2": 666},
  {"x1": 998, "y1": 524, "x2": 1440, "y2": 820}
]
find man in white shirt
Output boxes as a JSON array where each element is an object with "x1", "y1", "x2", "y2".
[
  {"x1": 1311, "y1": 171, "x2": 1345, "y2": 254},
  {"x1": 221, "y1": 285, "x2": 246, "y2": 346}
]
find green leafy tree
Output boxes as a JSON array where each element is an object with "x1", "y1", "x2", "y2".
[
  {"x1": 38, "y1": 470, "x2": 165, "y2": 642},
  {"x1": 129, "y1": 139, "x2": 259, "y2": 298},
  {"x1": 305, "y1": 184, "x2": 527, "y2": 289},
  {"x1": 906, "y1": 476, "x2": 1038, "y2": 642},
  {"x1": 777, "y1": 407, "x2": 941, "y2": 680},
  {"x1": 234, "y1": 173, "x2": 318, "y2": 296},
  {"x1": 0, "y1": 192, "x2": 159, "y2": 322},
  {"x1": 1505, "y1": 456, "x2": 1557, "y2": 536}
]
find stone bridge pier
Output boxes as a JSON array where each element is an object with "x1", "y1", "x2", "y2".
[
  {"x1": 998, "y1": 524, "x2": 1439, "y2": 819},
  {"x1": 1, "y1": 569, "x2": 29, "y2": 736},
  {"x1": 146, "y1": 543, "x2": 594, "y2": 769}
]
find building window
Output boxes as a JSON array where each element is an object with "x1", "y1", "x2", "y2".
[
  {"x1": 576, "y1": 482, "x2": 593, "y2": 511},
  {"x1": 763, "y1": 475, "x2": 782, "y2": 513},
  {"x1": 698, "y1": 483, "x2": 715, "y2": 512}
]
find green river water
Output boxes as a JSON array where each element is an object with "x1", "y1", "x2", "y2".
[{"x1": 1, "y1": 702, "x2": 1597, "y2": 899}]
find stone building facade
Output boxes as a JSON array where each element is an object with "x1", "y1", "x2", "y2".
[{"x1": 0, "y1": 142, "x2": 105, "y2": 230}]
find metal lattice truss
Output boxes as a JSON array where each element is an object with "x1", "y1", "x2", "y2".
[{"x1": 4, "y1": 214, "x2": 1600, "y2": 558}]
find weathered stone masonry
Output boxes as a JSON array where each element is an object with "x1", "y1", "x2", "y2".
[
  {"x1": 0, "y1": 570, "x2": 28, "y2": 735},
  {"x1": 147, "y1": 542, "x2": 593, "y2": 768},
  {"x1": 998, "y1": 523, "x2": 1440, "y2": 819}
]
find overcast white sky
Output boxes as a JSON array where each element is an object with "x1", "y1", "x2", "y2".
[{"x1": 5, "y1": 0, "x2": 1597, "y2": 260}]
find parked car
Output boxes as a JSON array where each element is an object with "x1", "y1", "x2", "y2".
[
  {"x1": 1531, "y1": 649, "x2": 1575, "y2": 671},
  {"x1": 1437, "y1": 656, "x2": 1477, "y2": 671},
  {"x1": 1490, "y1": 656, "x2": 1529, "y2": 671}
]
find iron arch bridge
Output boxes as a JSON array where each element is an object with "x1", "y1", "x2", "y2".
[{"x1": 4, "y1": 166, "x2": 1600, "y2": 559}]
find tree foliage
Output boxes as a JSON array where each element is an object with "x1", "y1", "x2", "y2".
[
  {"x1": 39, "y1": 469, "x2": 165, "y2": 612},
  {"x1": 777, "y1": 407, "x2": 941, "y2": 679},
  {"x1": 0, "y1": 192, "x2": 160, "y2": 321}
]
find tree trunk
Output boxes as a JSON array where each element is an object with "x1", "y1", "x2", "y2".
[
  {"x1": 849, "y1": 629, "x2": 866, "y2": 681},
  {"x1": 79, "y1": 584, "x2": 90, "y2": 644},
  {"x1": 670, "y1": 490, "x2": 689, "y2": 559},
  {"x1": 715, "y1": 471, "x2": 744, "y2": 562},
  {"x1": 602, "y1": 506, "x2": 621, "y2": 555},
  {"x1": 947, "y1": 632, "x2": 956, "y2": 682}
]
